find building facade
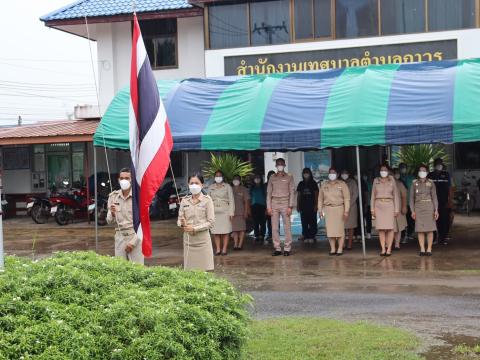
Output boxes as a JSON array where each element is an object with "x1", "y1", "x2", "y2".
[{"x1": 40, "y1": 0, "x2": 480, "y2": 199}]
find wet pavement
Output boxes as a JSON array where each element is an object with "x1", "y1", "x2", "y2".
[{"x1": 2, "y1": 214, "x2": 480, "y2": 356}]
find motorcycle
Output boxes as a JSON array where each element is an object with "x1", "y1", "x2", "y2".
[
  {"x1": 50, "y1": 181, "x2": 95, "y2": 226},
  {"x1": 26, "y1": 195, "x2": 52, "y2": 224},
  {"x1": 95, "y1": 181, "x2": 110, "y2": 226},
  {"x1": 149, "y1": 181, "x2": 184, "y2": 220}
]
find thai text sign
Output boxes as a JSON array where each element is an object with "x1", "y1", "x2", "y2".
[{"x1": 224, "y1": 40, "x2": 457, "y2": 76}]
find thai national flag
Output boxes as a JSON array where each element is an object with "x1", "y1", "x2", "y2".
[{"x1": 129, "y1": 14, "x2": 173, "y2": 257}]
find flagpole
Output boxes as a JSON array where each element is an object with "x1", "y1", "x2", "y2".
[{"x1": 0, "y1": 176, "x2": 5, "y2": 271}]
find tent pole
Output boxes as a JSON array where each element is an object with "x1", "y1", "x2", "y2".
[
  {"x1": 94, "y1": 146, "x2": 98, "y2": 253},
  {"x1": 356, "y1": 146, "x2": 366, "y2": 258}
]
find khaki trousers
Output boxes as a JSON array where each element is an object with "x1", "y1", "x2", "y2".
[
  {"x1": 272, "y1": 199, "x2": 292, "y2": 251},
  {"x1": 114, "y1": 230, "x2": 144, "y2": 265}
]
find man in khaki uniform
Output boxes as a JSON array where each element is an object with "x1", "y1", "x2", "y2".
[
  {"x1": 267, "y1": 158, "x2": 295, "y2": 256},
  {"x1": 107, "y1": 168, "x2": 144, "y2": 264}
]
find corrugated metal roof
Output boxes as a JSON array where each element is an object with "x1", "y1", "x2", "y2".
[
  {"x1": 40, "y1": 0, "x2": 193, "y2": 21},
  {"x1": 0, "y1": 120, "x2": 99, "y2": 145}
]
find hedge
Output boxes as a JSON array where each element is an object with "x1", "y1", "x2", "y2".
[{"x1": 0, "y1": 252, "x2": 251, "y2": 360}]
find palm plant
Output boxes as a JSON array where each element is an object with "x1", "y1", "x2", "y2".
[
  {"x1": 202, "y1": 153, "x2": 254, "y2": 183},
  {"x1": 394, "y1": 144, "x2": 449, "y2": 173}
]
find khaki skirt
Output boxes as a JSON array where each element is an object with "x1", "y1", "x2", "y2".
[
  {"x1": 211, "y1": 212, "x2": 231, "y2": 235},
  {"x1": 324, "y1": 205, "x2": 345, "y2": 238},
  {"x1": 374, "y1": 199, "x2": 395, "y2": 230},
  {"x1": 345, "y1": 202, "x2": 358, "y2": 229},
  {"x1": 183, "y1": 230, "x2": 214, "y2": 271},
  {"x1": 415, "y1": 200, "x2": 437, "y2": 233},
  {"x1": 394, "y1": 213, "x2": 407, "y2": 233},
  {"x1": 231, "y1": 215, "x2": 246, "y2": 232}
]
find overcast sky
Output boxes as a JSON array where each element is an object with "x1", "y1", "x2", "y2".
[{"x1": 0, "y1": 0, "x2": 98, "y2": 126}]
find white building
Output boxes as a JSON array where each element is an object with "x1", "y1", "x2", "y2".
[{"x1": 39, "y1": 0, "x2": 480, "y2": 192}]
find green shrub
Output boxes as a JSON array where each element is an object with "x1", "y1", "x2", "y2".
[{"x1": 0, "y1": 252, "x2": 251, "y2": 360}]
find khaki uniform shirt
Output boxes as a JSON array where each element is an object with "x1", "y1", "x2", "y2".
[
  {"x1": 318, "y1": 179, "x2": 350, "y2": 214},
  {"x1": 267, "y1": 172, "x2": 296, "y2": 208},
  {"x1": 107, "y1": 189, "x2": 139, "y2": 248},
  {"x1": 208, "y1": 183, "x2": 235, "y2": 216},
  {"x1": 409, "y1": 178, "x2": 439, "y2": 212},
  {"x1": 177, "y1": 193, "x2": 215, "y2": 232},
  {"x1": 345, "y1": 178, "x2": 358, "y2": 204},
  {"x1": 396, "y1": 179, "x2": 408, "y2": 212},
  {"x1": 371, "y1": 176, "x2": 400, "y2": 213},
  {"x1": 233, "y1": 185, "x2": 250, "y2": 216}
]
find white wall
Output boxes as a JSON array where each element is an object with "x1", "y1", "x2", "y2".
[
  {"x1": 95, "y1": 16, "x2": 205, "y2": 114},
  {"x1": 205, "y1": 28, "x2": 480, "y2": 77}
]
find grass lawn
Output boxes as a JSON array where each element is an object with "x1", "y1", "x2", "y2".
[{"x1": 244, "y1": 318, "x2": 422, "y2": 360}]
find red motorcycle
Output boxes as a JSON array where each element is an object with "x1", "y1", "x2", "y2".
[{"x1": 50, "y1": 184, "x2": 95, "y2": 226}]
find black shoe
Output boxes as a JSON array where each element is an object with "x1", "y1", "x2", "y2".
[
  {"x1": 283, "y1": 251, "x2": 290, "y2": 256},
  {"x1": 385, "y1": 253, "x2": 392, "y2": 257},
  {"x1": 419, "y1": 252, "x2": 426, "y2": 257},
  {"x1": 221, "y1": 252, "x2": 228, "y2": 256},
  {"x1": 329, "y1": 252, "x2": 336, "y2": 256},
  {"x1": 336, "y1": 252, "x2": 343, "y2": 256},
  {"x1": 272, "y1": 250, "x2": 282, "y2": 256},
  {"x1": 237, "y1": 246, "x2": 243, "y2": 251},
  {"x1": 380, "y1": 252, "x2": 386, "y2": 256},
  {"x1": 426, "y1": 252, "x2": 432, "y2": 256},
  {"x1": 215, "y1": 251, "x2": 221, "y2": 256}
]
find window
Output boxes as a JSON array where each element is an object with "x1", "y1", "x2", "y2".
[
  {"x1": 455, "y1": 142, "x2": 480, "y2": 169},
  {"x1": 295, "y1": 0, "x2": 313, "y2": 39},
  {"x1": 209, "y1": 3, "x2": 249, "y2": 49},
  {"x1": 33, "y1": 144, "x2": 45, "y2": 172},
  {"x1": 381, "y1": 0, "x2": 425, "y2": 35},
  {"x1": 428, "y1": 0, "x2": 476, "y2": 31},
  {"x1": 139, "y1": 19, "x2": 177, "y2": 69},
  {"x1": 335, "y1": 0, "x2": 378, "y2": 38},
  {"x1": 314, "y1": 0, "x2": 332, "y2": 38},
  {"x1": 250, "y1": 0, "x2": 290, "y2": 45},
  {"x1": 294, "y1": 0, "x2": 332, "y2": 40},
  {"x1": 2, "y1": 147, "x2": 30, "y2": 170},
  {"x1": 72, "y1": 143, "x2": 85, "y2": 187}
]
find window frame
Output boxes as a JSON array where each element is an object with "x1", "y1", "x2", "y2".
[
  {"x1": 136, "y1": 18, "x2": 179, "y2": 70},
  {"x1": 205, "y1": 0, "x2": 480, "y2": 50}
]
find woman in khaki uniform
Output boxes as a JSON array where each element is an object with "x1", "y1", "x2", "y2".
[
  {"x1": 318, "y1": 168, "x2": 350, "y2": 256},
  {"x1": 371, "y1": 165, "x2": 400, "y2": 256},
  {"x1": 341, "y1": 170, "x2": 358, "y2": 250},
  {"x1": 410, "y1": 165, "x2": 439, "y2": 256},
  {"x1": 178, "y1": 174, "x2": 215, "y2": 271},
  {"x1": 231, "y1": 175, "x2": 250, "y2": 250},
  {"x1": 393, "y1": 168, "x2": 408, "y2": 250},
  {"x1": 207, "y1": 170, "x2": 235, "y2": 256}
]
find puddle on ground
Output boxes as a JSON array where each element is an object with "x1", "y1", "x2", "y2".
[{"x1": 422, "y1": 334, "x2": 480, "y2": 359}]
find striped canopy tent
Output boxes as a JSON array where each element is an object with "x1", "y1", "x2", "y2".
[{"x1": 94, "y1": 58, "x2": 480, "y2": 151}]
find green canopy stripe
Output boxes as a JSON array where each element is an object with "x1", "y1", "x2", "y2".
[
  {"x1": 321, "y1": 64, "x2": 400, "y2": 148},
  {"x1": 201, "y1": 74, "x2": 288, "y2": 150},
  {"x1": 453, "y1": 59, "x2": 480, "y2": 143}
]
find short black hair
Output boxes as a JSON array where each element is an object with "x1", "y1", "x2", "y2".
[
  {"x1": 434, "y1": 158, "x2": 443, "y2": 165},
  {"x1": 232, "y1": 174, "x2": 241, "y2": 180},
  {"x1": 119, "y1": 168, "x2": 131, "y2": 174},
  {"x1": 188, "y1": 173, "x2": 204, "y2": 184},
  {"x1": 276, "y1": 158, "x2": 286, "y2": 164},
  {"x1": 214, "y1": 169, "x2": 224, "y2": 176}
]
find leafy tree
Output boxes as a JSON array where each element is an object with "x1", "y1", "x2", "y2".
[{"x1": 202, "y1": 153, "x2": 254, "y2": 183}]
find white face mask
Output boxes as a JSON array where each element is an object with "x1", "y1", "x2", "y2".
[
  {"x1": 341, "y1": 174, "x2": 349, "y2": 180},
  {"x1": 353, "y1": 175, "x2": 358, "y2": 180},
  {"x1": 418, "y1": 171, "x2": 428, "y2": 179},
  {"x1": 232, "y1": 180, "x2": 240, "y2": 186},
  {"x1": 303, "y1": 173, "x2": 310, "y2": 179},
  {"x1": 276, "y1": 165, "x2": 285, "y2": 172},
  {"x1": 394, "y1": 174, "x2": 401, "y2": 180},
  {"x1": 435, "y1": 165, "x2": 443, "y2": 171},
  {"x1": 214, "y1": 176, "x2": 223, "y2": 184},
  {"x1": 119, "y1": 179, "x2": 131, "y2": 191},
  {"x1": 254, "y1": 178, "x2": 261, "y2": 184},
  {"x1": 380, "y1": 171, "x2": 389, "y2": 178},
  {"x1": 189, "y1": 184, "x2": 202, "y2": 195},
  {"x1": 400, "y1": 168, "x2": 407, "y2": 174},
  {"x1": 328, "y1": 173, "x2": 337, "y2": 181},
  {"x1": 362, "y1": 175, "x2": 368, "y2": 181}
]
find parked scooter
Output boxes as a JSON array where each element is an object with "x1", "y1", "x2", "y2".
[
  {"x1": 149, "y1": 181, "x2": 184, "y2": 220},
  {"x1": 26, "y1": 195, "x2": 52, "y2": 224},
  {"x1": 1, "y1": 194, "x2": 8, "y2": 218},
  {"x1": 50, "y1": 180, "x2": 95, "y2": 225}
]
